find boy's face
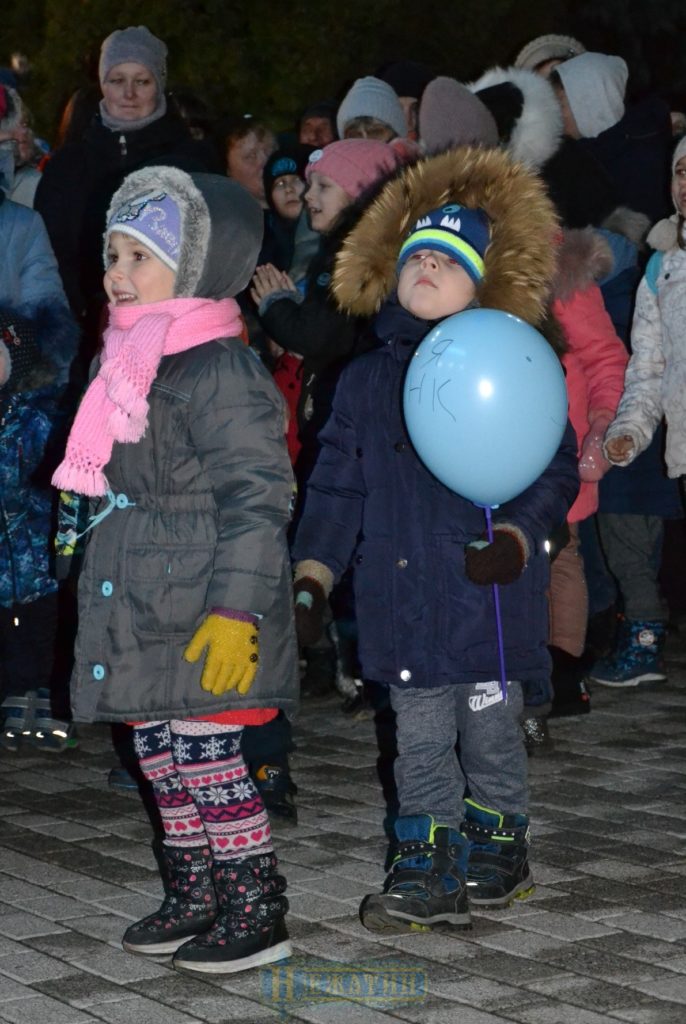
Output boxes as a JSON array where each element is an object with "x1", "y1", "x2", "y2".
[
  {"x1": 397, "y1": 249, "x2": 477, "y2": 320},
  {"x1": 271, "y1": 173, "x2": 305, "y2": 220},
  {"x1": 104, "y1": 231, "x2": 176, "y2": 306}
]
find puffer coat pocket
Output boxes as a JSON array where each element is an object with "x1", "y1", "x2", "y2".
[{"x1": 127, "y1": 545, "x2": 214, "y2": 637}]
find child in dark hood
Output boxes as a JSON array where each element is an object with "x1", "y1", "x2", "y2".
[
  {"x1": 261, "y1": 144, "x2": 318, "y2": 289},
  {"x1": 292, "y1": 146, "x2": 579, "y2": 933},
  {"x1": 51, "y1": 165, "x2": 297, "y2": 974}
]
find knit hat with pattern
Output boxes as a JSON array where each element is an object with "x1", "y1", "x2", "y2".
[{"x1": 396, "y1": 203, "x2": 491, "y2": 284}]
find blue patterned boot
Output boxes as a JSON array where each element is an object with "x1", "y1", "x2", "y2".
[{"x1": 589, "y1": 619, "x2": 667, "y2": 687}]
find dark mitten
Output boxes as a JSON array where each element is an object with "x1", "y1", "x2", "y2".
[
  {"x1": 293, "y1": 577, "x2": 327, "y2": 647},
  {"x1": 465, "y1": 530, "x2": 526, "y2": 585}
]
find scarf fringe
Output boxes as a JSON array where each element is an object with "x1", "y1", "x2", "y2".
[{"x1": 52, "y1": 462, "x2": 108, "y2": 498}]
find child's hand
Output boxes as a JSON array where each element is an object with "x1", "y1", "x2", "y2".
[
  {"x1": 293, "y1": 577, "x2": 327, "y2": 647},
  {"x1": 250, "y1": 264, "x2": 297, "y2": 305},
  {"x1": 465, "y1": 530, "x2": 526, "y2": 585},
  {"x1": 605, "y1": 434, "x2": 636, "y2": 464},
  {"x1": 183, "y1": 613, "x2": 259, "y2": 696},
  {"x1": 579, "y1": 413, "x2": 613, "y2": 482}
]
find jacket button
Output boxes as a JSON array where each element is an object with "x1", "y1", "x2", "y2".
[
  {"x1": 101, "y1": 581, "x2": 113, "y2": 597},
  {"x1": 394, "y1": 441, "x2": 407, "y2": 452},
  {"x1": 400, "y1": 669, "x2": 412, "y2": 682},
  {"x1": 356, "y1": 448, "x2": 363, "y2": 458},
  {"x1": 355, "y1": 555, "x2": 363, "y2": 565},
  {"x1": 396, "y1": 559, "x2": 408, "y2": 569},
  {"x1": 92, "y1": 664, "x2": 105, "y2": 681}
]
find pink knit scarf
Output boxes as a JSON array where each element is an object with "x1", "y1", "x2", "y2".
[{"x1": 52, "y1": 297, "x2": 244, "y2": 497}]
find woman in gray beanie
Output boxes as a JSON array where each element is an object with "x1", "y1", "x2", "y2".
[{"x1": 35, "y1": 25, "x2": 211, "y2": 366}]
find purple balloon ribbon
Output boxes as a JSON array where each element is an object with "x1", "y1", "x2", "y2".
[{"x1": 484, "y1": 505, "x2": 508, "y2": 704}]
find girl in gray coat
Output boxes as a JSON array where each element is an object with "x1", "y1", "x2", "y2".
[{"x1": 52, "y1": 165, "x2": 298, "y2": 975}]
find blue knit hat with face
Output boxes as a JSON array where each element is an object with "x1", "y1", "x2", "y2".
[{"x1": 397, "y1": 203, "x2": 491, "y2": 284}]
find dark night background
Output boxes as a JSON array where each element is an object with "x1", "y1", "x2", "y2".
[{"x1": 3, "y1": 0, "x2": 686, "y2": 139}]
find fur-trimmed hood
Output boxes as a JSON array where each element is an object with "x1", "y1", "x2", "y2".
[
  {"x1": 553, "y1": 228, "x2": 614, "y2": 302},
  {"x1": 104, "y1": 166, "x2": 263, "y2": 300},
  {"x1": 469, "y1": 66, "x2": 563, "y2": 170},
  {"x1": 332, "y1": 145, "x2": 559, "y2": 330}
]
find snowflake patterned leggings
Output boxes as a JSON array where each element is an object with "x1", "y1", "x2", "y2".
[{"x1": 133, "y1": 720, "x2": 272, "y2": 861}]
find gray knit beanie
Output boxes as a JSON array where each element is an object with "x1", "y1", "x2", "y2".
[
  {"x1": 514, "y1": 34, "x2": 586, "y2": 72},
  {"x1": 419, "y1": 77, "x2": 498, "y2": 153},
  {"x1": 337, "y1": 76, "x2": 407, "y2": 140},
  {"x1": 99, "y1": 25, "x2": 167, "y2": 97}
]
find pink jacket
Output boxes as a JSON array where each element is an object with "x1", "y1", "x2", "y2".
[{"x1": 552, "y1": 231, "x2": 629, "y2": 522}]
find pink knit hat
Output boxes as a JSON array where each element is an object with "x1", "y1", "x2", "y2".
[{"x1": 305, "y1": 139, "x2": 401, "y2": 200}]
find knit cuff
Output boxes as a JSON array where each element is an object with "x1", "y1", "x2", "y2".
[
  {"x1": 210, "y1": 607, "x2": 260, "y2": 626},
  {"x1": 492, "y1": 523, "x2": 530, "y2": 564},
  {"x1": 258, "y1": 290, "x2": 304, "y2": 318},
  {"x1": 293, "y1": 560, "x2": 335, "y2": 597}
]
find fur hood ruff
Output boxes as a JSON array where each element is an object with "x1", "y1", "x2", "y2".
[
  {"x1": 469, "y1": 66, "x2": 564, "y2": 171},
  {"x1": 332, "y1": 146, "x2": 559, "y2": 330}
]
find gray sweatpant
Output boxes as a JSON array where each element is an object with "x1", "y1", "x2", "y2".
[{"x1": 389, "y1": 681, "x2": 527, "y2": 832}]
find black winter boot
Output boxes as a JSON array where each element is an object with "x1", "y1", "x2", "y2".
[
  {"x1": 360, "y1": 814, "x2": 471, "y2": 934},
  {"x1": 173, "y1": 852, "x2": 291, "y2": 974},
  {"x1": 122, "y1": 844, "x2": 217, "y2": 955},
  {"x1": 548, "y1": 645, "x2": 591, "y2": 717},
  {"x1": 463, "y1": 800, "x2": 534, "y2": 908}
]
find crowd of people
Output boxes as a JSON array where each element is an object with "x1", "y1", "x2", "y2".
[{"x1": 1, "y1": 23, "x2": 685, "y2": 975}]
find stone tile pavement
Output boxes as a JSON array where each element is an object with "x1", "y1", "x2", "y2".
[{"x1": 1, "y1": 632, "x2": 686, "y2": 1023}]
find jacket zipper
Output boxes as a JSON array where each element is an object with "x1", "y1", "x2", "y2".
[{"x1": 119, "y1": 134, "x2": 127, "y2": 158}]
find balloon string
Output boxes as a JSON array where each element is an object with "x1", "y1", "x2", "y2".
[{"x1": 484, "y1": 506, "x2": 508, "y2": 704}]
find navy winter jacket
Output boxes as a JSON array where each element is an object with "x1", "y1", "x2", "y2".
[{"x1": 293, "y1": 300, "x2": 580, "y2": 689}]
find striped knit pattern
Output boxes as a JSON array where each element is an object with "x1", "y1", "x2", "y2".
[{"x1": 134, "y1": 720, "x2": 272, "y2": 860}]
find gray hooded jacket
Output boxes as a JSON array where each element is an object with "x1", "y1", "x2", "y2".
[{"x1": 71, "y1": 166, "x2": 299, "y2": 723}]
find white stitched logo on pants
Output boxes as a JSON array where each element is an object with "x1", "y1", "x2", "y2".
[{"x1": 469, "y1": 681, "x2": 504, "y2": 712}]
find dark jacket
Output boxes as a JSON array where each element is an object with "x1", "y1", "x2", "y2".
[
  {"x1": 0, "y1": 379, "x2": 64, "y2": 608},
  {"x1": 578, "y1": 96, "x2": 673, "y2": 225},
  {"x1": 35, "y1": 109, "x2": 209, "y2": 325},
  {"x1": 293, "y1": 146, "x2": 580, "y2": 689},
  {"x1": 259, "y1": 211, "x2": 377, "y2": 482},
  {"x1": 293, "y1": 301, "x2": 579, "y2": 688}
]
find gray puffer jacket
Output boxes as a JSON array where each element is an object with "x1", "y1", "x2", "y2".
[{"x1": 70, "y1": 167, "x2": 299, "y2": 723}]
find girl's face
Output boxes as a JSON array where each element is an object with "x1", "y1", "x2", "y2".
[
  {"x1": 104, "y1": 232, "x2": 176, "y2": 305},
  {"x1": 672, "y1": 156, "x2": 686, "y2": 215},
  {"x1": 271, "y1": 173, "x2": 305, "y2": 220},
  {"x1": 101, "y1": 62, "x2": 158, "y2": 121},
  {"x1": 304, "y1": 172, "x2": 351, "y2": 233},
  {"x1": 227, "y1": 130, "x2": 277, "y2": 206}
]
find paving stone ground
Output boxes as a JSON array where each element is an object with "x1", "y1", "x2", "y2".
[{"x1": 1, "y1": 630, "x2": 685, "y2": 1023}]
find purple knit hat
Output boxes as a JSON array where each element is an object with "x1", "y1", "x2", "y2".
[{"x1": 106, "y1": 190, "x2": 181, "y2": 271}]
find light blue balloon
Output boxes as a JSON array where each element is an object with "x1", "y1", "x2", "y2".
[{"x1": 402, "y1": 308, "x2": 568, "y2": 506}]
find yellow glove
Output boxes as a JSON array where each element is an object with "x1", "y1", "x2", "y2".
[{"x1": 183, "y1": 614, "x2": 259, "y2": 696}]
